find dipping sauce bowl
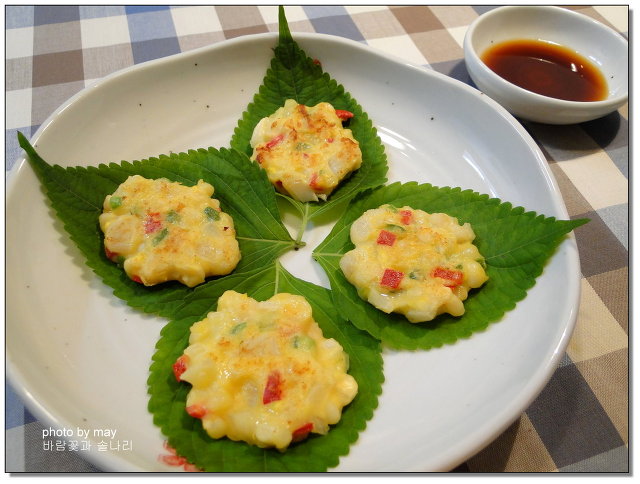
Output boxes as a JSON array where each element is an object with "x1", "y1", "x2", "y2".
[{"x1": 463, "y1": 6, "x2": 628, "y2": 124}]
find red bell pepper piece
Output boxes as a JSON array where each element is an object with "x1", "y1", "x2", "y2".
[
  {"x1": 186, "y1": 404, "x2": 206, "y2": 419},
  {"x1": 292, "y1": 422, "x2": 314, "y2": 442},
  {"x1": 432, "y1": 267, "x2": 464, "y2": 287},
  {"x1": 144, "y1": 212, "x2": 162, "y2": 234},
  {"x1": 160, "y1": 454, "x2": 187, "y2": 467},
  {"x1": 266, "y1": 134, "x2": 284, "y2": 149},
  {"x1": 263, "y1": 371, "x2": 283, "y2": 404},
  {"x1": 380, "y1": 269, "x2": 404, "y2": 289},
  {"x1": 163, "y1": 440, "x2": 177, "y2": 454},
  {"x1": 172, "y1": 355, "x2": 188, "y2": 382},
  {"x1": 400, "y1": 209, "x2": 413, "y2": 225},
  {"x1": 104, "y1": 246, "x2": 118, "y2": 261},
  {"x1": 309, "y1": 172, "x2": 322, "y2": 191},
  {"x1": 182, "y1": 462, "x2": 201, "y2": 473},
  {"x1": 335, "y1": 109, "x2": 354, "y2": 121},
  {"x1": 376, "y1": 229, "x2": 397, "y2": 246},
  {"x1": 161, "y1": 442, "x2": 201, "y2": 472}
]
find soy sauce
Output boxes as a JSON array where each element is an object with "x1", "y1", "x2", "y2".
[{"x1": 481, "y1": 39, "x2": 608, "y2": 102}]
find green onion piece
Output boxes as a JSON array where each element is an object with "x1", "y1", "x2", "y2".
[
  {"x1": 258, "y1": 320, "x2": 276, "y2": 331},
  {"x1": 204, "y1": 206, "x2": 220, "y2": 221},
  {"x1": 292, "y1": 334, "x2": 316, "y2": 350},
  {"x1": 231, "y1": 322, "x2": 247, "y2": 335},
  {"x1": 166, "y1": 210, "x2": 180, "y2": 223},
  {"x1": 385, "y1": 224, "x2": 405, "y2": 233},
  {"x1": 109, "y1": 196, "x2": 122, "y2": 209},
  {"x1": 152, "y1": 227, "x2": 169, "y2": 246}
]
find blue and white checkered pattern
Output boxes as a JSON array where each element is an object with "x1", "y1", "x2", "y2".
[{"x1": 5, "y1": 5, "x2": 629, "y2": 473}]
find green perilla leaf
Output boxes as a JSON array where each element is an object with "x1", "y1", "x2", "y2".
[
  {"x1": 231, "y1": 6, "x2": 388, "y2": 226},
  {"x1": 313, "y1": 181, "x2": 588, "y2": 350},
  {"x1": 147, "y1": 262, "x2": 383, "y2": 472},
  {"x1": 18, "y1": 132, "x2": 296, "y2": 319}
]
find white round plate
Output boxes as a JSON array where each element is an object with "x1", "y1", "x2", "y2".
[{"x1": 6, "y1": 33, "x2": 580, "y2": 472}]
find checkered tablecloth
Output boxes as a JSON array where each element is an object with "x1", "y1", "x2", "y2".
[{"x1": 5, "y1": 5, "x2": 629, "y2": 473}]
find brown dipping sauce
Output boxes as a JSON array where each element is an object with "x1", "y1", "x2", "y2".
[{"x1": 481, "y1": 39, "x2": 608, "y2": 102}]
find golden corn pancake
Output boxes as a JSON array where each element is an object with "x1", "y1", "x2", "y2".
[
  {"x1": 250, "y1": 99, "x2": 363, "y2": 202},
  {"x1": 174, "y1": 290, "x2": 358, "y2": 450},
  {"x1": 99, "y1": 175, "x2": 240, "y2": 287},
  {"x1": 340, "y1": 204, "x2": 489, "y2": 322}
]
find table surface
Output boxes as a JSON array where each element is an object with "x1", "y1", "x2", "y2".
[{"x1": 5, "y1": 5, "x2": 629, "y2": 473}]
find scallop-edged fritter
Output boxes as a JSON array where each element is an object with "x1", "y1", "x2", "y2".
[
  {"x1": 340, "y1": 204, "x2": 489, "y2": 322},
  {"x1": 174, "y1": 290, "x2": 358, "y2": 450},
  {"x1": 250, "y1": 99, "x2": 363, "y2": 202},
  {"x1": 99, "y1": 175, "x2": 240, "y2": 287}
]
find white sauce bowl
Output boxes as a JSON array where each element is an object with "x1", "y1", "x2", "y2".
[{"x1": 463, "y1": 6, "x2": 628, "y2": 124}]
